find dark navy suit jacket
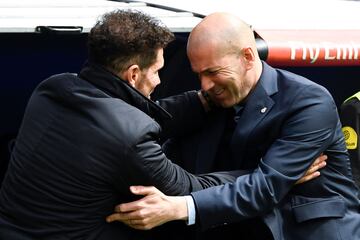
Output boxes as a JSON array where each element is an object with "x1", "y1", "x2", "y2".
[{"x1": 185, "y1": 62, "x2": 360, "y2": 240}]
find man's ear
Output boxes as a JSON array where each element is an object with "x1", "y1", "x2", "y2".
[
  {"x1": 242, "y1": 47, "x2": 255, "y2": 70},
  {"x1": 122, "y1": 64, "x2": 140, "y2": 88}
]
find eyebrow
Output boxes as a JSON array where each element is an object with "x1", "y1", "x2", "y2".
[{"x1": 202, "y1": 67, "x2": 222, "y2": 74}]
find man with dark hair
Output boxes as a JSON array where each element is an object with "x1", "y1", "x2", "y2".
[
  {"x1": 0, "y1": 10, "x2": 238, "y2": 239},
  {"x1": 88, "y1": 10, "x2": 174, "y2": 77}
]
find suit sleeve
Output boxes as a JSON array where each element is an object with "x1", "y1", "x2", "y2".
[{"x1": 190, "y1": 85, "x2": 339, "y2": 229}]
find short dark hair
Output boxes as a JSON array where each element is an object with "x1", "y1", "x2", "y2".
[{"x1": 88, "y1": 10, "x2": 175, "y2": 72}]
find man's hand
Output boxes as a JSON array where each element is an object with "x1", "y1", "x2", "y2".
[
  {"x1": 106, "y1": 155, "x2": 327, "y2": 229},
  {"x1": 295, "y1": 154, "x2": 327, "y2": 185},
  {"x1": 106, "y1": 186, "x2": 187, "y2": 230}
]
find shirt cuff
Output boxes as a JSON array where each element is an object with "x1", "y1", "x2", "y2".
[{"x1": 184, "y1": 195, "x2": 196, "y2": 225}]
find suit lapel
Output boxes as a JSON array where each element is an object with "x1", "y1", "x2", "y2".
[{"x1": 230, "y1": 62, "x2": 278, "y2": 164}]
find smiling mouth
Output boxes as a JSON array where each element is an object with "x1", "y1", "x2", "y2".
[{"x1": 214, "y1": 88, "x2": 225, "y2": 96}]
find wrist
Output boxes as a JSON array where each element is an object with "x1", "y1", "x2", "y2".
[{"x1": 171, "y1": 196, "x2": 188, "y2": 221}]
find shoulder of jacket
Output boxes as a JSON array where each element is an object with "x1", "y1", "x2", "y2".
[
  {"x1": 102, "y1": 102, "x2": 162, "y2": 146},
  {"x1": 38, "y1": 73, "x2": 82, "y2": 93}
]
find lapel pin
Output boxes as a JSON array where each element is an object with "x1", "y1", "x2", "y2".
[{"x1": 260, "y1": 107, "x2": 267, "y2": 113}]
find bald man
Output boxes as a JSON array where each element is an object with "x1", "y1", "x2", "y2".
[{"x1": 107, "y1": 12, "x2": 360, "y2": 240}]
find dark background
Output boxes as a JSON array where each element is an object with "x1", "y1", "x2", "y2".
[{"x1": 1, "y1": 32, "x2": 359, "y2": 184}]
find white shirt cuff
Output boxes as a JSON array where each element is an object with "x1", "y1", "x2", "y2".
[{"x1": 184, "y1": 195, "x2": 196, "y2": 225}]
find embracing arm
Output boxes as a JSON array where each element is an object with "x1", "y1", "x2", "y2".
[
  {"x1": 106, "y1": 155, "x2": 326, "y2": 229},
  {"x1": 191, "y1": 86, "x2": 338, "y2": 228},
  {"x1": 120, "y1": 120, "x2": 249, "y2": 197},
  {"x1": 106, "y1": 85, "x2": 331, "y2": 229}
]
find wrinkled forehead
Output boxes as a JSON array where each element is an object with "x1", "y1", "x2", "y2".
[{"x1": 189, "y1": 49, "x2": 239, "y2": 74}]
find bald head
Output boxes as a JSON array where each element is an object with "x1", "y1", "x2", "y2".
[
  {"x1": 186, "y1": 12, "x2": 263, "y2": 107},
  {"x1": 187, "y1": 12, "x2": 257, "y2": 58}
]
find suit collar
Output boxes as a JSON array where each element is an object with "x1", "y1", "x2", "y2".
[
  {"x1": 78, "y1": 61, "x2": 172, "y2": 122},
  {"x1": 258, "y1": 61, "x2": 278, "y2": 97},
  {"x1": 232, "y1": 61, "x2": 277, "y2": 115},
  {"x1": 230, "y1": 62, "x2": 277, "y2": 163},
  {"x1": 239, "y1": 61, "x2": 277, "y2": 117}
]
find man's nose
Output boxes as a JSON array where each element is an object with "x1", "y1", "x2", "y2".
[{"x1": 200, "y1": 76, "x2": 214, "y2": 91}]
